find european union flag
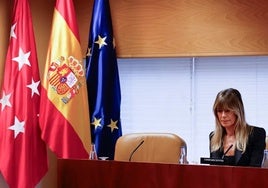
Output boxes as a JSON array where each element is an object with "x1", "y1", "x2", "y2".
[{"x1": 86, "y1": 0, "x2": 122, "y2": 160}]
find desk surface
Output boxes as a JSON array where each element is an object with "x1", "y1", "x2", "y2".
[{"x1": 58, "y1": 159, "x2": 268, "y2": 188}]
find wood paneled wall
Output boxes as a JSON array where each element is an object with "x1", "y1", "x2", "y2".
[
  {"x1": 111, "y1": 0, "x2": 268, "y2": 57},
  {"x1": 0, "y1": 0, "x2": 12, "y2": 89}
]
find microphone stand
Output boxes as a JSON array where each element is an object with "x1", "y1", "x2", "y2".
[
  {"x1": 222, "y1": 144, "x2": 233, "y2": 159},
  {"x1": 129, "y1": 140, "x2": 144, "y2": 162}
]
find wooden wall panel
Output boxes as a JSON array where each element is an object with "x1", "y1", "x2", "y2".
[
  {"x1": 0, "y1": 0, "x2": 12, "y2": 89},
  {"x1": 30, "y1": 0, "x2": 55, "y2": 78},
  {"x1": 111, "y1": 0, "x2": 268, "y2": 57}
]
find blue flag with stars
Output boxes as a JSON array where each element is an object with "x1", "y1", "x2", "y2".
[{"x1": 86, "y1": 0, "x2": 122, "y2": 160}]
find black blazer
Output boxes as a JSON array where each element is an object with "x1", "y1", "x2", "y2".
[{"x1": 210, "y1": 126, "x2": 266, "y2": 167}]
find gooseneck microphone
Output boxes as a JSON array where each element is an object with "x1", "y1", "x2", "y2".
[
  {"x1": 222, "y1": 144, "x2": 233, "y2": 159},
  {"x1": 129, "y1": 140, "x2": 144, "y2": 162}
]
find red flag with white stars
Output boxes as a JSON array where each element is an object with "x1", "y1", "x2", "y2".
[{"x1": 0, "y1": 0, "x2": 48, "y2": 187}]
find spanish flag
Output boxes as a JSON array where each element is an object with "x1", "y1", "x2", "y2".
[{"x1": 39, "y1": 0, "x2": 91, "y2": 158}]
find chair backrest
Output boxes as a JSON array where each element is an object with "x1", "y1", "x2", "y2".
[{"x1": 114, "y1": 133, "x2": 187, "y2": 164}]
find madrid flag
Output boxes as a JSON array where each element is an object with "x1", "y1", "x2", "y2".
[
  {"x1": 0, "y1": 0, "x2": 48, "y2": 187},
  {"x1": 39, "y1": 0, "x2": 91, "y2": 158}
]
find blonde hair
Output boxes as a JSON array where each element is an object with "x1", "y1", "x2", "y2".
[{"x1": 210, "y1": 88, "x2": 252, "y2": 153}]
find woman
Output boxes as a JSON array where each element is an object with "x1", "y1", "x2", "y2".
[{"x1": 210, "y1": 88, "x2": 266, "y2": 167}]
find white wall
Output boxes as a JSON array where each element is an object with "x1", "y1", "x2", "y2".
[{"x1": 118, "y1": 56, "x2": 268, "y2": 163}]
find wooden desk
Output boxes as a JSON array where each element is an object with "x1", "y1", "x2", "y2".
[{"x1": 58, "y1": 159, "x2": 268, "y2": 188}]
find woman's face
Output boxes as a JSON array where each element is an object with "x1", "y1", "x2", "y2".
[{"x1": 217, "y1": 109, "x2": 237, "y2": 128}]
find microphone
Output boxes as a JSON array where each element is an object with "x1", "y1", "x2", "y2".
[
  {"x1": 222, "y1": 144, "x2": 233, "y2": 159},
  {"x1": 129, "y1": 140, "x2": 144, "y2": 162}
]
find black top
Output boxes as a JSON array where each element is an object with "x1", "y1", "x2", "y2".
[
  {"x1": 223, "y1": 155, "x2": 235, "y2": 166},
  {"x1": 209, "y1": 126, "x2": 266, "y2": 167}
]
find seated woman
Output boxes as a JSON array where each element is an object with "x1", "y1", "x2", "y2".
[{"x1": 209, "y1": 88, "x2": 266, "y2": 167}]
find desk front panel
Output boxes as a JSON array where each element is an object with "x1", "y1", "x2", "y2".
[{"x1": 58, "y1": 159, "x2": 268, "y2": 188}]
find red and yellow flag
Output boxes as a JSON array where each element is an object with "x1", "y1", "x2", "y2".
[
  {"x1": 39, "y1": 0, "x2": 91, "y2": 158},
  {"x1": 0, "y1": 0, "x2": 48, "y2": 187}
]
